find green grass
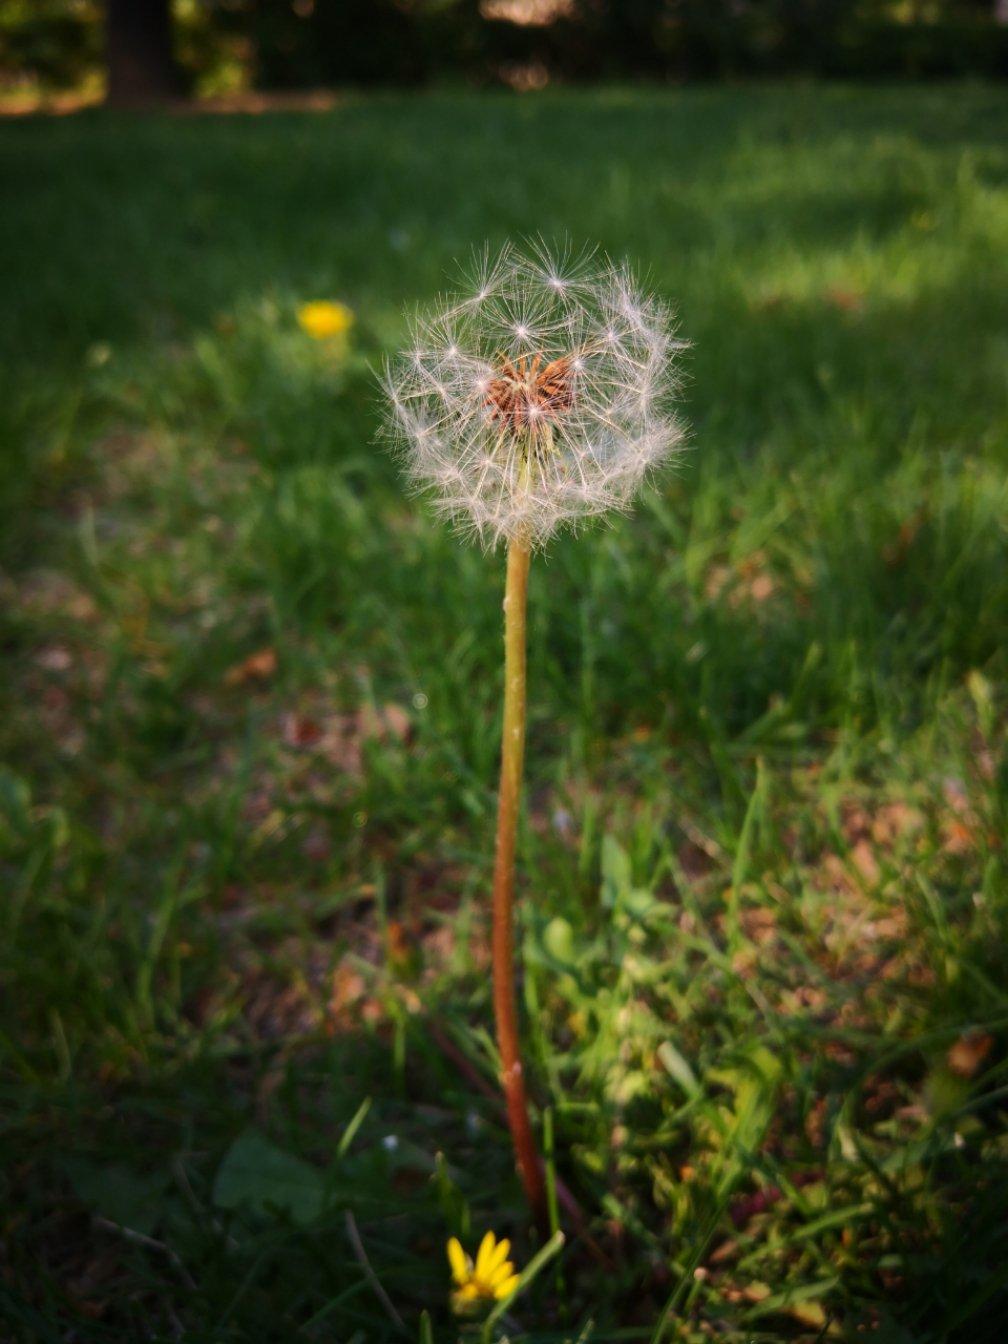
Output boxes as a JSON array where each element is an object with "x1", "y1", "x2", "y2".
[{"x1": 1, "y1": 84, "x2": 1007, "y2": 1343}]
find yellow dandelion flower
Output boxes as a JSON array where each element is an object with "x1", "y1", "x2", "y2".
[
  {"x1": 297, "y1": 300, "x2": 355, "y2": 340},
  {"x1": 446, "y1": 1231, "x2": 521, "y2": 1310}
]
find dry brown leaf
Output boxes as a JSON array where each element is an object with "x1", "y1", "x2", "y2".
[
  {"x1": 825, "y1": 286, "x2": 864, "y2": 313},
  {"x1": 840, "y1": 802, "x2": 871, "y2": 844},
  {"x1": 359, "y1": 701, "x2": 412, "y2": 743},
  {"x1": 282, "y1": 712, "x2": 324, "y2": 747},
  {"x1": 742, "y1": 1281, "x2": 772, "y2": 1303},
  {"x1": 947, "y1": 1030, "x2": 995, "y2": 1079},
  {"x1": 386, "y1": 919, "x2": 422, "y2": 978},
  {"x1": 731, "y1": 946, "x2": 758, "y2": 977},
  {"x1": 225, "y1": 646, "x2": 277, "y2": 686},
  {"x1": 704, "y1": 562, "x2": 731, "y2": 600},
  {"x1": 851, "y1": 839, "x2": 881, "y2": 885},
  {"x1": 708, "y1": 1238, "x2": 739, "y2": 1265},
  {"x1": 789, "y1": 1300, "x2": 829, "y2": 1329},
  {"x1": 805, "y1": 1096, "x2": 828, "y2": 1149},
  {"x1": 741, "y1": 907, "x2": 778, "y2": 945},
  {"x1": 749, "y1": 573, "x2": 774, "y2": 603},
  {"x1": 382, "y1": 701, "x2": 412, "y2": 740},
  {"x1": 329, "y1": 964, "x2": 367, "y2": 1026},
  {"x1": 871, "y1": 801, "x2": 925, "y2": 845},
  {"x1": 942, "y1": 819, "x2": 976, "y2": 856}
]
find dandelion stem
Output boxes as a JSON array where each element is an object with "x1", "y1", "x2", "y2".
[{"x1": 491, "y1": 534, "x2": 548, "y2": 1232}]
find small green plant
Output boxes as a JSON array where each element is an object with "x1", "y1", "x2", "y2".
[{"x1": 385, "y1": 241, "x2": 687, "y2": 1228}]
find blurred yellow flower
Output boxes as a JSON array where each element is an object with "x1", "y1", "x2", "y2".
[
  {"x1": 297, "y1": 300, "x2": 355, "y2": 340},
  {"x1": 447, "y1": 1231, "x2": 520, "y2": 1309}
]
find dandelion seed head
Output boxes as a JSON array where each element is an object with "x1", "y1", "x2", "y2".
[{"x1": 384, "y1": 241, "x2": 688, "y2": 549}]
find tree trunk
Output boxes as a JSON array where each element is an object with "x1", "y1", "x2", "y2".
[{"x1": 106, "y1": 0, "x2": 181, "y2": 107}]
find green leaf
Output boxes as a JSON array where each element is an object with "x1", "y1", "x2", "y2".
[
  {"x1": 620, "y1": 885, "x2": 659, "y2": 922},
  {"x1": 63, "y1": 1160, "x2": 171, "y2": 1238},
  {"x1": 542, "y1": 916, "x2": 576, "y2": 965},
  {"x1": 600, "y1": 835, "x2": 632, "y2": 909},
  {"x1": 213, "y1": 1130, "x2": 326, "y2": 1225},
  {"x1": 656, "y1": 1040, "x2": 700, "y2": 1098},
  {"x1": 336, "y1": 1096, "x2": 372, "y2": 1159},
  {"x1": 709, "y1": 1046, "x2": 784, "y2": 1165},
  {"x1": 600, "y1": 835, "x2": 655, "y2": 921}
]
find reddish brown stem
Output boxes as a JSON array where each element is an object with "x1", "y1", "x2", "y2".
[{"x1": 491, "y1": 537, "x2": 548, "y2": 1233}]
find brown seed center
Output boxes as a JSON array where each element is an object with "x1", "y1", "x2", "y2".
[{"x1": 485, "y1": 352, "x2": 575, "y2": 436}]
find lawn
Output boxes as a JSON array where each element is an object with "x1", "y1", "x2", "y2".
[{"x1": 1, "y1": 84, "x2": 1007, "y2": 1343}]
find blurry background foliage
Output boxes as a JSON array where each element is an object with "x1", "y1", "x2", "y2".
[{"x1": 2, "y1": 0, "x2": 1008, "y2": 105}]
